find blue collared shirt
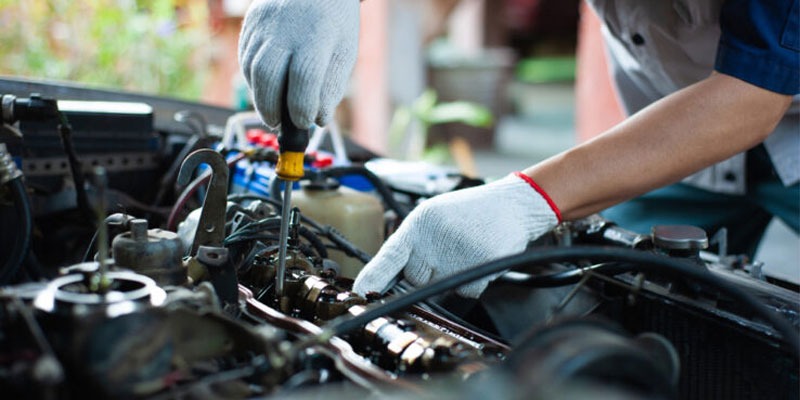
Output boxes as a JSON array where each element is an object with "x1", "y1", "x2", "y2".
[
  {"x1": 716, "y1": 0, "x2": 799, "y2": 95},
  {"x1": 588, "y1": 0, "x2": 799, "y2": 194}
]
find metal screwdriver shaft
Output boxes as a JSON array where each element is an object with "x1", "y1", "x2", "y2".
[
  {"x1": 274, "y1": 97, "x2": 309, "y2": 298},
  {"x1": 276, "y1": 182, "x2": 293, "y2": 297}
]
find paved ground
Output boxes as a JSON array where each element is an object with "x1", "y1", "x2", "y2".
[{"x1": 469, "y1": 82, "x2": 799, "y2": 284}]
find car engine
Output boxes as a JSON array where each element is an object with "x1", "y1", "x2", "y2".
[{"x1": 0, "y1": 78, "x2": 797, "y2": 399}]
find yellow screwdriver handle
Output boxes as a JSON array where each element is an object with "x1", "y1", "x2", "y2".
[
  {"x1": 275, "y1": 151, "x2": 305, "y2": 181},
  {"x1": 276, "y1": 91, "x2": 309, "y2": 182}
]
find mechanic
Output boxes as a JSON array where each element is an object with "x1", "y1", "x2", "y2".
[{"x1": 238, "y1": 0, "x2": 799, "y2": 299}]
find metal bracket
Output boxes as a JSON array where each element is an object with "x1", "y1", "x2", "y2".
[
  {"x1": 177, "y1": 149, "x2": 229, "y2": 255},
  {"x1": 196, "y1": 246, "x2": 237, "y2": 306}
]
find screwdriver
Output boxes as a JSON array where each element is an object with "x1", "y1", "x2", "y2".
[{"x1": 275, "y1": 100, "x2": 309, "y2": 298}]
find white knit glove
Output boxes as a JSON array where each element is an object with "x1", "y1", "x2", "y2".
[
  {"x1": 238, "y1": 0, "x2": 359, "y2": 128},
  {"x1": 353, "y1": 173, "x2": 561, "y2": 298}
]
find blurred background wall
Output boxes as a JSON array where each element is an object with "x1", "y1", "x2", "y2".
[{"x1": 0, "y1": 0, "x2": 605, "y2": 159}]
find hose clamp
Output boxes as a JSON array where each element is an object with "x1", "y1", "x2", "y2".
[{"x1": 0, "y1": 143, "x2": 23, "y2": 185}]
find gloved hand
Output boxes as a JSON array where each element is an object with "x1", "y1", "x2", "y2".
[
  {"x1": 238, "y1": 0, "x2": 360, "y2": 128},
  {"x1": 353, "y1": 173, "x2": 561, "y2": 298}
]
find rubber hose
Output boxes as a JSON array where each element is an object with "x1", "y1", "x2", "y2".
[
  {"x1": 269, "y1": 166, "x2": 410, "y2": 219},
  {"x1": 228, "y1": 193, "x2": 368, "y2": 262},
  {"x1": 498, "y1": 262, "x2": 636, "y2": 288},
  {"x1": 321, "y1": 166, "x2": 409, "y2": 219},
  {"x1": 324, "y1": 226, "x2": 372, "y2": 264},
  {"x1": 326, "y1": 246, "x2": 800, "y2": 356},
  {"x1": 1, "y1": 178, "x2": 32, "y2": 284},
  {"x1": 228, "y1": 194, "x2": 286, "y2": 217},
  {"x1": 228, "y1": 218, "x2": 328, "y2": 259}
]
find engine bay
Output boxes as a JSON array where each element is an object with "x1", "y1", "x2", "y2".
[{"x1": 0, "y1": 78, "x2": 797, "y2": 399}]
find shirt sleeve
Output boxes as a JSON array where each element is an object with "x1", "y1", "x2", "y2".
[{"x1": 715, "y1": 0, "x2": 800, "y2": 95}]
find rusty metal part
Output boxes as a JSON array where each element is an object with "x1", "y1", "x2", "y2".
[
  {"x1": 298, "y1": 276, "x2": 330, "y2": 318},
  {"x1": 246, "y1": 264, "x2": 505, "y2": 376},
  {"x1": 112, "y1": 219, "x2": 186, "y2": 285},
  {"x1": 287, "y1": 275, "x2": 366, "y2": 321},
  {"x1": 281, "y1": 275, "x2": 500, "y2": 375},
  {"x1": 406, "y1": 305, "x2": 509, "y2": 352},
  {"x1": 274, "y1": 250, "x2": 316, "y2": 274},
  {"x1": 364, "y1": 316, "x2": 392, "y2": 343},
  {"x1": 238, "y1": 285, "x2": 419, "y2": 392},
  {"x1": 74, "y1": 306, "x2": 282, "y2": 398},
  {"x1": 177, "y1": 149, "x2": 228, "y2": 255}
]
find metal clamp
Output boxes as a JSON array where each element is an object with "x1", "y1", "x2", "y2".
[
  {"x1": 1, "y1": 94, "x2": 15, "y2": 123},
  {"x1": 0, "y1": 143, "x2": 22, "y2": 185}
]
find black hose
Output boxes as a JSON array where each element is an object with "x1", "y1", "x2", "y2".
[
  {"x1": 1, "y1": 178, "x2": 32, "y2": 284},
  {"x1": 228, "y1": 193, "x2": 286, "y2": 213},
  {"x1": 268, "y1": 166, "x2": 410, "y2": 220},
  {"x1": 153, "y1": 109, "x2": 214, "y2": 207},
  {"x1": 393, "y1": 280, "x2": 505, "y2": 343},
  {"x1": 228, "y1": 193, "x2": 327, "y2": 233},
  {"x1": 498, "y1": 262, "x2": 636, "y2": 288},
  {"x1": 228, "y1": 216, "x2": 283, "y2": 238},
  {"x1": 56, "y1": 113, "x2": 93, "y2": 223},
  {"x1": 227, "y1": 234, "x2": 320, "y2": 260},
  {"x1": 228, "y1": 193, "x2": 369, "y2": 263},
  {"x1": 320, "y1": 166, "x2": 409, "y2": 219},
  {"x1": 226, "y1": 217, "x2": 329, "y2": 259},
  {"x1": 322, "y1": 226, "x2": 372, "y2": 264},
  {"x1": 297, "y1": 225, "x2": 329, "y2": 259},
  {"x1": 326, "y1": 246, "x2": 800, "y2": 355},
  {"x1": 152, "y1": 134, "x2": 202, "y2": 207}
]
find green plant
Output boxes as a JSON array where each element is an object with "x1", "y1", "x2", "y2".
[
  {"x1": 0, "y1": 0, "x2": 210, "y2": 100},
  {"x1": 389, "y1": 89, "x2": 493, "y2": 163}
]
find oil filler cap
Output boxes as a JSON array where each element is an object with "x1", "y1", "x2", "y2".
[{"x1": 652, "y1": 225, "x2": 708, "y2": 251}]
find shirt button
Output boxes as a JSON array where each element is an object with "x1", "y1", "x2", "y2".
[
  {"x1": 631, "y1": 33, "x2": 646, "y2": 45},
  {"x1": 724, "y1": 172, "x2": 737, "y2": 182}
]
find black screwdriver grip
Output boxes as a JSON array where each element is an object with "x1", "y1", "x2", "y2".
[{"x1": 278, "y1": 89, "x2": 309, "y2": 153}]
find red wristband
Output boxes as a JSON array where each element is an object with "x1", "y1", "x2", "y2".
[{"x1": 513, "y1": 172, "x2": 563, "y2": 223}]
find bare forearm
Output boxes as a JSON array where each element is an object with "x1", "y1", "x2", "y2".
[{"x1": 523, "y1": 73, "x2": 792, "y2": 220}]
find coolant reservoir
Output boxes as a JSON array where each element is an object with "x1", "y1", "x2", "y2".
[{"x1": 291, "y1": 179, "x2": 384, "y2": 278}]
